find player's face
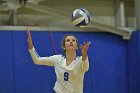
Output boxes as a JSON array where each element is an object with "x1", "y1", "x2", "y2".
[{"x1": 64, "y1": 36, "x2": 78, "y2": 51}]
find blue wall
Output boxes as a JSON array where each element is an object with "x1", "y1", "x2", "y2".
[
  {"x1": 127, "y1": 30, "x2": 140, "y2": 93},
  {"x1": 0, "y1": 32, "x2": 14, "y2": 93},
  {"x1": 0, "y1": 31, "x2": 139, "y2": 93}
]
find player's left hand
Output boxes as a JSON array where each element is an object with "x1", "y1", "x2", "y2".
[{"x1": 80, "y1": 42, "x2": 91, "y2": 53}]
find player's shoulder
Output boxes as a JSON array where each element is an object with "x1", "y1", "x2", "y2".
[
  {"x1": 51, "y1": 54, "x2": 64, "y2": 59},
  {"x1": 53, "y1": 54, "x2": 65, "y2": 64}
]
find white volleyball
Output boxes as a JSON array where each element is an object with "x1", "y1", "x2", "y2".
[{"x1": 72, "y1": 8, "x2": 90, "y2": 28}]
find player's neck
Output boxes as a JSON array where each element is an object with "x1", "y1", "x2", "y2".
[{"x1": 65, "y1": 51, "x2": 76, "y2": 66}]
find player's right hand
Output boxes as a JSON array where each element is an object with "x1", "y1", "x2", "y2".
[{"x1": 26, "y1": 26, "x2": 33, "y2": 50}]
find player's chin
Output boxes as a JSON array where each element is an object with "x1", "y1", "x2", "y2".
[
  {"x1": 70, "y1": 46, "x2": 77, "y2": 49},
  {"x1": 67, "y1": 48, "x2": 77, "y2": 51}
]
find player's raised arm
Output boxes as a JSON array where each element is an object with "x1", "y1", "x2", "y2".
[
  {"x1": 26, "y1": 26, "x2": 33, "y2": 50},
  {"x1": 26, "y1": 26, "x2": 56, "y2": 66},
  {"x1": 80, "y1": 42, "x2": 91, "y2": 72}
]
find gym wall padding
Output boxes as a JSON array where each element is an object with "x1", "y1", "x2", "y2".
[
  {"x1": 127, "y1": 30, "x2": 140, "y2": 93},
  {"x1": 0, "y1": 31, "x2": 139, "y2": 93},
  {"x1": 0, "y1": 32, "x2": 14, "y2": 93}
]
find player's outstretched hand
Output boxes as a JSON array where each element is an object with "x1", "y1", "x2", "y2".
[
  {"x1": 80, "y1": 42, "x2": 91, "y2": 53},
  {"x1": 80, "y1": 42, "x2": 91, "y2": 61},
  {"x1": 26, "y1": 26, "x2": 33, "y2": 50}
]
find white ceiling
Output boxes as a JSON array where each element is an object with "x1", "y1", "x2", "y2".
[
  {"x1": 0, "y1": 0, "x2": 134, "y2": 39},
  {"x1": 0, "y1": 0, "x2": 134, "y2": 27}
]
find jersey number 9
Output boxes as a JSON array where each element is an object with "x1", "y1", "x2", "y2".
[{"x1": 64, "y1": 72, "x2": 69, "y2": 81}]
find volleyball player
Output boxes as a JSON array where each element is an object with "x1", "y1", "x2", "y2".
[{"x1": 27, "y1": 29, "x2": 90, "y2": 93}]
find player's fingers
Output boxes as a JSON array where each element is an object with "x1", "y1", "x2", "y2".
[
  {"x1": 25, "y1": 26, "x2": 28, "y2": 31},
  {"x1": 25, "y1": 25, "x2": 31, "y2": 31},
  {"x1": 27, "y1": 30, "x2": 31, "y2": 37},
  {"x1": 83, "y1": 42, "x2": 87, "y2": 48},
  {"x1": 80, "y1": 44, "x2": 84, "y2": 49},
  {"x1": 86, "y1": 42, "x2": 91, "y2": 49},
  {"x1": 84, "y1": 42, "x2": 90, "y2": 50},
  {"x1": 80, "y1": 44, "x2": 83, "y2": 49},
  {"x1": 87, "y1": 42, "x2": 91, "y2": 46},
  {"x1": 84, "y1": 42, "x2": 86, "y2": 46}
]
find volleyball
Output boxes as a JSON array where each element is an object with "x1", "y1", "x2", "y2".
[{"x1": 72, "y1": 8, "x2": 90, "y2": 28}]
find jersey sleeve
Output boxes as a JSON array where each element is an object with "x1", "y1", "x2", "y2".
[
  {"x1": 79, "y1": 56, "x2": 89, "y2": 72},
  {"x1": 29, "y1": 47, "x2": 61, "y2": 66}
]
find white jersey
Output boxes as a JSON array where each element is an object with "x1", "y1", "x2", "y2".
[{"x1": 29, "y1": 47, "x2": 89, "y2": 93}]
